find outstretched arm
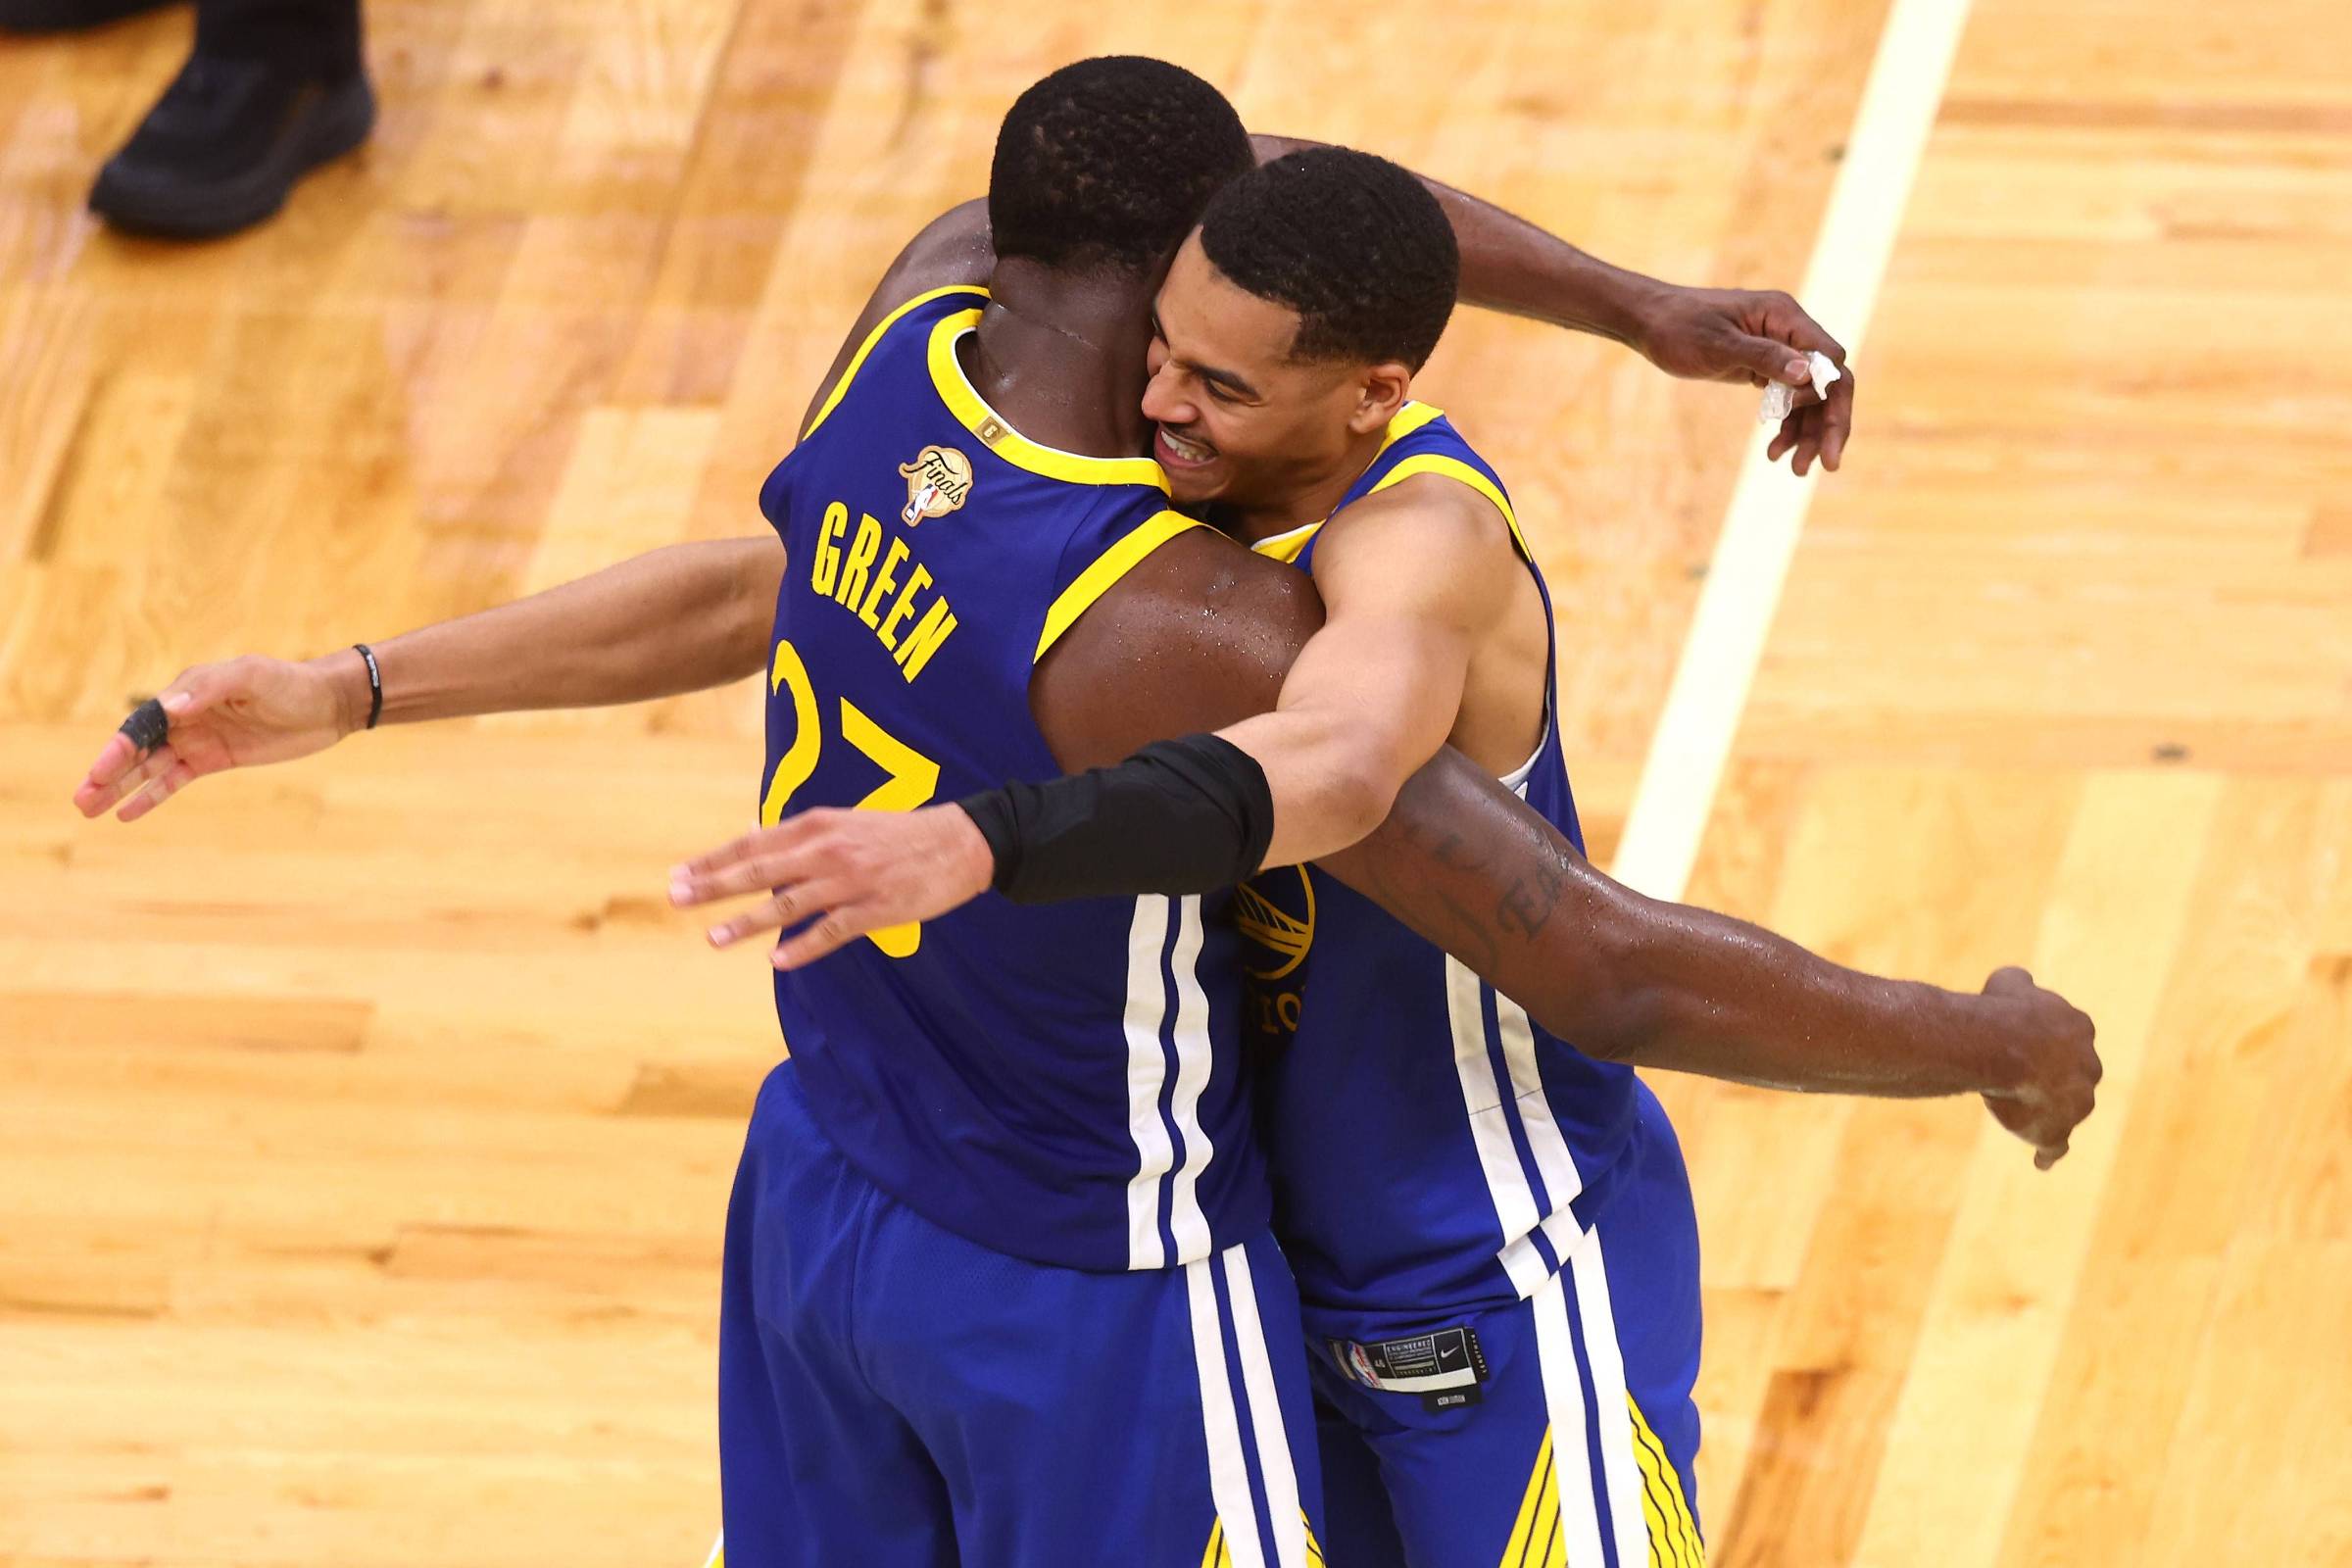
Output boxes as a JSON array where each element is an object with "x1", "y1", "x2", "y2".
[
  {"x1": 674, "y1": 530, "x2": 2098, "y2": 1165},
  {"x1": 862, "y1": 146, "x2": 1857, "y2": 477},
  {"x1": 1249, "y1": 132, "x2": 1854, "y2": 474},
  {"x1": 73, "y1": 205, "x2": 1000, "y2": 825},
  {"x1": 1326, "y1": 753, "x2": 2007, "y2": 1088},
  {"x1": 1040, "y1": 538, "x2": 2098, "y2": 1164},
  {"x1": 73, "y1": 537, "x2": 783, "y2": 822},
  {"x1": 1325, "y1": 752, "x2": 2096, "y2": 1163}
]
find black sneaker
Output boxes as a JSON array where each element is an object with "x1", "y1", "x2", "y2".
[
  {"x1": 0, "y1": 0, "x2": 175, "y2": 32},
  {"x1": 88, "y1": 53, "x2": 375, "y2": 239}
]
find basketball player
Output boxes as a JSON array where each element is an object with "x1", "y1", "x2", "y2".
[
  {"x1": 74, "y1": 61, "x2": 2096, "y2": 1568},
  {"x1": 1162, "y1": 151, "x2": 1718, "y2": 1568},
  {"x1": 671, "y1": 146, "x2": 2100, "y2": 1567}
]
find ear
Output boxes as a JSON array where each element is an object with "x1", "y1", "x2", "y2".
[{"x1": 1348, "y1": 362, "x2": 1412, "y2": 436}]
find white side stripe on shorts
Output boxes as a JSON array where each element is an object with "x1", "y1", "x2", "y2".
[
  {"x1": 1530, "y1": 1267, "x2": 1611, "y2": 1568},
  {"x1": 1220, "y1": 1245, "x2": 1308, "y2": 1568},
  {"x1": 1122, "y1": 897, "x2": 1177, "y2": 1270},
  {"x1": 1188, "y1": 1250, "x2": 1268, "y2": 1568},
  {"x1": 1569, "y1": 1224, "x2": 1652, "y2": 1568}
]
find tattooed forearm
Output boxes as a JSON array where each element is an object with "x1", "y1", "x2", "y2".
[
  {"x1": 1424, "y1": 829, "x2": 1489, "y2": 875},
  {"x1": 1343, "y1": 853, "x2": 1502, "y2": 975},
  {"x1": 1421, "y1": 887, "x2": 1501, "y2": 975},
  {"x1": 1410, "y1": 814, "x2": 1571, "y2": 948},
  {"x1": 1495, "y1": 869, "x2": 1560, "y2": 943},
  {"x1": 1320, "y1": 748, "x2": 1623, "y2": 1049},
  {"x1": 1318, "y1": 748, "x2": 2062, "y2": 1113}
]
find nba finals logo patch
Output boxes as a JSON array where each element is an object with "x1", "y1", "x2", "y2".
[{"x1": 898, "y1": 445, "x2": 973, "y2": 525}]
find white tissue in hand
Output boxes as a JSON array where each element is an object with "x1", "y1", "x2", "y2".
[{"x1": 1758, "y1": 350, "x2": 1841, "y2": 425}]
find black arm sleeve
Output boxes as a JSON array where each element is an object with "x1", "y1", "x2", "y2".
[{"x1": 956, "y1": 733, "x2": 1275, "y2": 905}]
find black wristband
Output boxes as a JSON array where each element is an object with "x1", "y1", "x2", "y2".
[
  {"x1": 353, "y1": 643, "x2": 383, "y2": 730},
  {"x1": 956, "y1": 733, "x2": 1275, "y2": 906}
]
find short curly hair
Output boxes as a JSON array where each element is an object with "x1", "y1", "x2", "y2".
[
  {"x1": 1197, "y1": 148, "x2": 1459, "y2": 369},
  {"x1": 989, "y1": 58, "x2": 1255, "y2": 276}
]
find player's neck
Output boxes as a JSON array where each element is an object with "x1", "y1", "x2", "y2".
[
  {"x1": 1227, "y1": 424, "x2": 1391, "y2": 539},
  {"x1": 963, "y1": 262, "x2": 1156, "y2": 460}
]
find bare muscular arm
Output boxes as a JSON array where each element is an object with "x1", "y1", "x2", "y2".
[
  {"x1": 73, "y1": 200, "x2": 1000, "y2": 824},
  {"x1": 676, "y1": 527, "x2": 2098, "y2": 1160},
  {"x1": 840, "y1": 149, "x2": 1855, "y2": 472},
  {"x1": 1210, "y1": 481, "x2": 1517, "y2": 867},
  {"x1": 1028, "y1": 535, "x2": 2100, "y2": 1158},
  {"x1": 73, "y1": 537, "x2": 785, "y2": 821},
  {"x1": 1247, "y1": 132, "x2": 1855, "y2": 472}
]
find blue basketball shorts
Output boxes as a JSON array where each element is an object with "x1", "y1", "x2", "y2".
[
  {"x1": 1308, "y1": 1097, "x2": 1705, "y2": 1568},
  {"x1": 713, "y1": 1059, "x2": 1327, "y2": 1568}
]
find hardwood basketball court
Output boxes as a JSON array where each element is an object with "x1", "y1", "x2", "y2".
[{"x1": 3, "y1": 1, "x2": 2347, "y2": 1563}]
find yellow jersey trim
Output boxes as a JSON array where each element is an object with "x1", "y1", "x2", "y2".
[
  {"x1": 1381, "y1": 400, "x2": 1446, "y2": 450},
  {"x1": 928, "y1": 311, "x2": 1171, "y2": 491},
  {"x1": 1366, "y1": 452, "x2": 1531, "y2": 559},
  {"x1": 1251, "y1": 520, "x2": 1321, "y2": 564},
  {"x1": 801, "y1": 285, "x2": 988, "y2": 441},
  {"x1": 1248, "y1": 404, "x2": 1507, "y2": 567},
  {"x1": 1035, "y1": 509, "x2": 1202, "y2": 662}
]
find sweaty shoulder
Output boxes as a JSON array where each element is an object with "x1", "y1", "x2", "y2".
[{"x1": 1031, "y1": 527, "x2": 1327, "y2": 771}]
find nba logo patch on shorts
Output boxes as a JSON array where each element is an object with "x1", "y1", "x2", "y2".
[{"x1": 1329, "y1": 1325, "x2": 1490, "y2": 1411}]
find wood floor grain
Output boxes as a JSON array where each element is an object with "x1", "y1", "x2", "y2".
[{"x1": 4, "y1": 1, "x2": 2346, "y2": 1563}]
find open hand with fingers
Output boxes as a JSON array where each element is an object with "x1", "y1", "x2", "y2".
[
  {"x1": 670, "y1": 804, "x2": 997, "y2": 970},
  {"x1": 72, "y1": 652, "x2": 365, "y2": 823},
  {"x1": 1974, "y1": 966, "x2": 2103, "y2": 1169},
  {"x1": 1631, "y1": 283, "x2": 1856, "y2": 475}
]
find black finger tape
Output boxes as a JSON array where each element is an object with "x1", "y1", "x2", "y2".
[{"x1": 119, "y1": 698, "x2": 170, "y2": 753}]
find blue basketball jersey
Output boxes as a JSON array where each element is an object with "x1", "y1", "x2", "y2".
[
  {"x1": 1243, "y1": 405, "x2": 1643, "y2": 1320},
  {"x1": 756, "y1": 285, "x2": 1267, "y2": 1275}
]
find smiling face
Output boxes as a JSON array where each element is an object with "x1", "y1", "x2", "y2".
[{"x1": 1142, "y1": 231, "x2": 1412, "y2": 514}]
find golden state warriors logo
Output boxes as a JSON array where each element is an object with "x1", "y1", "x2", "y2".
[
  {"x1": 1234, "y1": 866, "x2": 1315, "y2": 982},
  {"x1": 898, "y1": 444, "x2": 973, "y2": 525},
  {"x1": 1235, "y1": 866, "x2": 1316, "y2": 1042}
]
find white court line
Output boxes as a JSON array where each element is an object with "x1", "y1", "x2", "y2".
[{"x1": 1609, "y1": 0, "x2": 1979, "y2": 901}]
